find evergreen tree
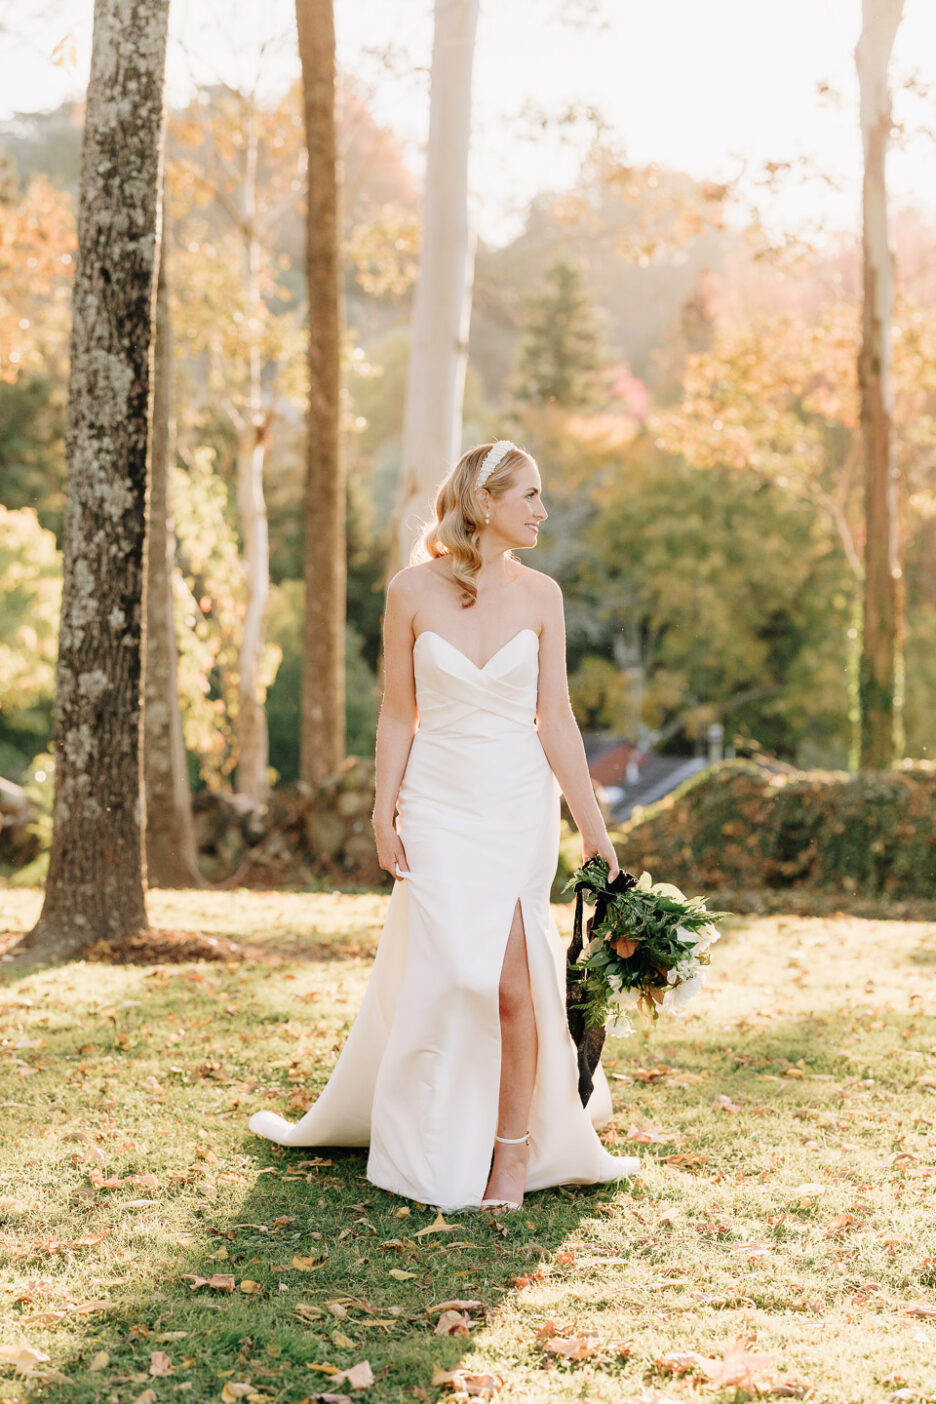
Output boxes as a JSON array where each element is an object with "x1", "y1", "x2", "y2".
[{"x1": 511, "y1": 259, "x2": 605, "y2": 410}]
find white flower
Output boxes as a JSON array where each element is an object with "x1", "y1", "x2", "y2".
[
  {"x1": 607, "y1": 1012, "x2": 635, "y2": 1038},
  {"x1": 607, "y1": 972, "x2": 623, "y2": 993},
  {"x1": 636, "y1": 871, "x2": 653, "y2": 891},
  {"x1": 651, "y1": 880, "x2": 688, "y2": 901},
  {"x1": 615, "y1": 987, "x2": 641, "y2": 1008},
  {"x1": 674, "y1": 924, "x2": 697, "y2": 945},
  {"x1": 661, "y1": 970, "x2": 707, "y2": 1012},
  {"x1": 694, "y1": 922, "x2": 722, "y2": 951}
]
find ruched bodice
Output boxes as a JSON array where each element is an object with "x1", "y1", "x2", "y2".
[
  {"x1": 248, "y1": 620, "x2": 639, "y2": 1211},
  {"x1": 412, "y1": 628, "x2": 539, "y2": 736}
]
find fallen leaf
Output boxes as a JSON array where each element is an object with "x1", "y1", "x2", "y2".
[
  {"x1": 714, "y1": 1095, "x2": 741, "y2": 1113},
  {"x1": 133, "y1": 1391, "x2": 157, "y2": 1404},
  {"x1": 293, "y1": 1253, "x2": 328, "y2": 1271},
  {"x1": 331, "y1": 1359, "x2": 375, "y2": 1390},
  {"x1": 0, "y1": 1344, "x2": 50, "y2": 1371},
  {"x1": 426, "y1": 1299, "x2": 483, "y2": 1316},
  {"x1": 239, "y1": 1280, "x2": 262, "y2": 1294},
  {"x1": 332, "y1": 1331, "x2": 355, "y2": 1350},
  {"x1": 700, "y1": 1338, "x2": 774, "y2": 1390},
  {"x1": 543, "y1": 1333, "x2": 600, "y2": 1359},
  {"x1": 434, "y1": 1310, "x2": 472, "y2": 1336},
  {"x1": 221, "y1": 1383, "x2": 254, "y2": 1402},
  {"x1": 906, "y1": 1304, "x2": 936, "y2": 1318},
  {"x1": 90, "y1": 1351, "x2": 109, "y2": 1371},
  {"x1": 627, "y1": 1124, "x2": 681, "y2": 1144},
  {"x1": 388, "y1": 1268, "x2": 416, "y2": 1281},
  {"x1": 182, "y1": 1273, "x2": 235, "y2": 1292},
  {"x1": 149, "y1": 1350, "x2": 174, "y2": 1376},
  {"x1": 414, "y1": 1212, "x2": 457, "y2": 1238},
  {"x1": 431, "y1": 1366, "x2": 503, "y2": 1398},
  {"x1": 728, "y1": 1241, "x2": 773, "y2": 1258}
]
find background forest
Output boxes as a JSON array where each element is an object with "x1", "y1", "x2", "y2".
[{"x1": 1, "y1": 3, "x2": 935, "y2": 828}]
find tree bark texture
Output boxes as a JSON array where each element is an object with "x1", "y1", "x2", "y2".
[
  {"x1": 392, "y1": 0, "x2": 480, "y2": 571},
  {"x1": 296, "y1": 0, "x2": 346, "y2": 789},
  {"x1": 234, "y1": 110, "x2": 272, "y2": 805},
  {"x1": 856, "y1": 0, "x2": 905, "y2": 769},
  {"x1": 144, "y1": 206, "x2": 202, "y2": 886},
  {"x1": 16, "y1": 0, "x2": 170, "y2": 963}
]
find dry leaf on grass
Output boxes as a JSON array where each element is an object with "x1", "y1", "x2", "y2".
[
  {"x1": 701, "y1": 1338, "x2": 774, "y2": 1390},
  {"x1": 713, "y1": 1095, "x2": 742, "y2": 1113},
  {"x1": 414, "y1": 1212, "x2": 457, "y2": 1238},
  {"x1": 330, "y1": 1359, "x2": 375, "y2": 1390},
  {"x1": 431, "y1": 1366, "x2": 503, "y2": 1398},
  {"x1": 0, "y1": 1344, "x2": 50, "y2": 1372},
  {"x1": 388, "y1": 1268, "x2": 416, "y2": 1281},
  {"x1": 543, "y1": 1333, "x2": 600, "y2": 1359},
  {"x1": 221, "y1": 1383, "x2": 254, "y2": 1402},
  {"x1": 426, "y1": 1299, "x2": 482, "y2": 1316},
  {"x1": 89, "y1": 1351, "x2": 109, "y2": 1371},
  {"x1": 293, "y1": 1252, "x2": 329, "y2": 1270},
  {"x1": 149, "y1": 1350, "x2": 174, "y2": 1376},
  {"x1": 239, "y1": 1279, "x2": 262, "y2": 1294},
  {"x1": 627, "y1": 1124, "x2": 682, "y2": 1144},
  {"x1": 182, "y1": 1272, "x2": 236, "y2": 1292},
  {"x1": 434, "y1": 1309, "x2": 472, "y2": 1336},
  {"x1": 906, "y1": 1304, "x2": 936, "y2": 1318}
]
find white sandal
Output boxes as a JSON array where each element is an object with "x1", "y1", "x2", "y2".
[{"x1": 480, "y1": 1131, "x2": 530, "y2": 1211}]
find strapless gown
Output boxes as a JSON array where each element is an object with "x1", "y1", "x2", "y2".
[{"x1": 248, "y1": 627, "x2": 639, "y2": 1212}]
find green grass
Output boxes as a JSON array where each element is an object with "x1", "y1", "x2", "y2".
[{"x1": 1, "y1": 889, "x2": 936, "y2": 1402}]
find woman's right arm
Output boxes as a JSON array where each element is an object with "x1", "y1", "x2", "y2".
[{"x1": 372, "y1": 571, "x2": 418, "y2": 876}]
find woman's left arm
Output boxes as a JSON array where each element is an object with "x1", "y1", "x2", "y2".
[{"x1": 534, "y1": 576, "x2": 620, "y2": 879}]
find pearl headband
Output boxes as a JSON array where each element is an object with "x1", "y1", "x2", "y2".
[{"x1": 475, "y1": 439, "x2": 518, "y2": 491}]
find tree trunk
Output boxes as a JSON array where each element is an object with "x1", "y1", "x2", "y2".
[
  {"x1": 392, "y1": 0, "x2": 480, "y2": 571},
  {"x1": 856, "y1": 0, "x2": 905, "y2": 769},
  {"x1": 144, "y1": 200, "x2": 202, "y2": 886},
  {"x1": 296, "y1": 0, "x2": 345, "y2": 790},
  {"x1": 13, "y1": 0, "x2": 170, "y2": 966},
  {"x1": 234, "y1": 112, "x2": 272, "y2": 806}
]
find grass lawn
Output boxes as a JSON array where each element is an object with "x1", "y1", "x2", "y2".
[{"x1": 1, "y1": 888, "x2": 936, "y2": 1403}]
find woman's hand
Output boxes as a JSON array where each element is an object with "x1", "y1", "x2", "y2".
[
  {"x1": 373, "y1": 815, "x2": 411, "y2": 880},
  {"x1": 581, "y1": 829, "x2": 620, "y2": 881}
]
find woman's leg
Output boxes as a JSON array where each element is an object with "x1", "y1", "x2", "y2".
[{"x1": 483, "y1": 899, "x2": 538, "y2": 1204}]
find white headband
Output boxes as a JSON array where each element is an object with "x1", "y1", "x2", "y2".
[{"x1": 476, "y1": 439, "x2": 518, "y2": 490}]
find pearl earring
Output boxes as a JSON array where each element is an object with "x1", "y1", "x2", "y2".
[{"x1": 484, "y1": 512, "x2": 490, "y2": 524}]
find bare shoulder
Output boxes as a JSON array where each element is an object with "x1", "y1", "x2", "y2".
[
  {"x1": 387, "y1": 560, "x2": 443, "y2": 601},
  {"x1": 515, "y1": 562, "x2": 563, "y2": 611}
]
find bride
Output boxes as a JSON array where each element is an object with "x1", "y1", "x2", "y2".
[{"x1": 249, "y1": 440, "x2": 640, "y2": 1212}]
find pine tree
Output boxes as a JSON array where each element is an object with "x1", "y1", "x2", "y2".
[{"x1": 511, "y1": 259, "x2": 605, "y2": 411}]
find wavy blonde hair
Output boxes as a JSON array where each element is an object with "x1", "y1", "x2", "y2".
[{"x1": 412, "y1": 442, "x2": 535, "y2": 608}]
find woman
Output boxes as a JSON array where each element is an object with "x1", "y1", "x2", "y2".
[{"x1": 249, "y1": 441, "x2": 639, "y2": 1212}]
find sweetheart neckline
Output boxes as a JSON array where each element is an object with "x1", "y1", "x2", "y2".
[{"x1": 414, "y1": 627, "x2": 539, "y2": 672}]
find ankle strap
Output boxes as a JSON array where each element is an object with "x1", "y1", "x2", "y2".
[{"x1": 495, "y1": 1131, "x2": 530, "y2": 1143}]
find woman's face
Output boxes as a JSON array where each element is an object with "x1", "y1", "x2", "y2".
[{"x1": 485, "y1": 460, "x2": 548, "y2": 549}]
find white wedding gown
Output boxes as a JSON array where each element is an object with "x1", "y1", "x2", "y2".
[{"x1": 248, "y1": 627, "x2": 639, "y2": 1212}]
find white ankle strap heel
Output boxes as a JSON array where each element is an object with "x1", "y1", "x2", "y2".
[{"x1": 480, "y1": 1131, "x2": 531, "y2": 1210}]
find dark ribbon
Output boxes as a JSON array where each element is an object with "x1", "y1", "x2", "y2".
[{"x1": 565, "y1": 863, "x2": 637, "y2": 1107}]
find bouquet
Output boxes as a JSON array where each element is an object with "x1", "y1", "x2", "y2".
[{"x1": 566, "y1": 856, "x2": 726, "y2": 1044}]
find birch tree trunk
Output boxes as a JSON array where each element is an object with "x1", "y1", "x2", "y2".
[
  {"x1": 14, "y1": 0, "x2": 170, "y2": 965},
  {"x1": 392, "y1": 0, "x2": 480, "y2": 570},
  {"x1": 296, "y1": 0, "x2": 345, "y2": 789},
  {"x1": 144, "y1": 207, "x2": 202, "y2": 886},
  {"x1": 234, "y1": 110, "x2": 272, "y2": 806},
  {"x1": 856, "y1": 0, "x2": 905, "y2": 769}
]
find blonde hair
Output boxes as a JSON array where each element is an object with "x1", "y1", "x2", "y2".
[{"x1": 413, "y1": 442, "x2": 535, "y2": 607}]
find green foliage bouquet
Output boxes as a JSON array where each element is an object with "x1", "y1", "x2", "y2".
[{"x1": 566, "y1": 856, "x2": 727, "y2": 1036}]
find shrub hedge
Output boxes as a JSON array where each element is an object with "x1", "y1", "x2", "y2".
[{"x1": 607, "y1": 758, "x2": 936, "y2": 902}]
